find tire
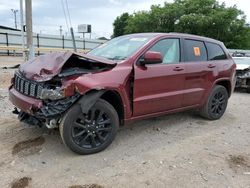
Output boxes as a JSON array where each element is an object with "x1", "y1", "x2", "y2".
[
  {"x1": 247, "y1": 87, "x2": 250, "y2": 93},
  {"x1": 200, "y1": 85, "x2": 228, "y2": 120},
  {"x1": 246, "y1": 80, "x2": 250, "y2": 93},
  {"x1": 60, "y1": 99, "x2": 119, "y2": 155}
]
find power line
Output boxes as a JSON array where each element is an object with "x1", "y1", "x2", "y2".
[
  {"x1": 61, "y1": 0, "x2": 69, "y2": 31},
  {"x1": 60, "y1": 0, "x2": 76, "y2": 52},
  {"x1": 65, "y1": 0, "x2": 72, "y2": 27}
]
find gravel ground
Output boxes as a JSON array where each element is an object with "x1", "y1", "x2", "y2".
[{"x1": 0, "y1": 57, "x2": 249, "y2": 188}]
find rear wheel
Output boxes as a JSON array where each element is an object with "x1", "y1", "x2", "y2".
[
  {"x1": 200, "y1": 85, "x2": 228, "y2": 120},
  {"x1": 60, "y1": 99, "x2": 119, "y2": 155}
]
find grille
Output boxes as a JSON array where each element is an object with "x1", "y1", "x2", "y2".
[{"x1": 14, "y1": 73, "x2": 43, "y2": 98}]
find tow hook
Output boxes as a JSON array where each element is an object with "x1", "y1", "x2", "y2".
[{"x1": 45, "y1": 119, "x2": 59, "y2": 129}]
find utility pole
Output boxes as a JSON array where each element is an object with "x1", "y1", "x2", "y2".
[
  {"x1": 70, "y1": 27, "x2": 77, "y2": 52},
  {"x1": 11, "y1": 9, "x2": 18, "y2": 29},
  {"x1": 20, "y1": 0, "x2": 25, "y2": 61},
  {"x1": 25, "y1": 0, "x2": 34, "y2": 60}
]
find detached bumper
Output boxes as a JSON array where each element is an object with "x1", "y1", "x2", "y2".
[{"x1": 9, "y1": 86, "x2": 43, "y2": 114}]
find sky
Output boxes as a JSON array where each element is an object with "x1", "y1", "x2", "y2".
[{"x1": 0, "y1": 0, "x2": 250, "y2": 39}]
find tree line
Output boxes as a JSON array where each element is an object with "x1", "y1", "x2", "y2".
[{"x1": 113, "y1": 0, "x2": 250, "y2": 49}]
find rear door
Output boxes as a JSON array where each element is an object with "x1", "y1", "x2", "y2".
[
  {"x1": 182, "y1": 39, "x2": 213, "y2": 106},
  {"x1": 133, "y1": 38, "x2": 186, "y2": 116},
  {"x1": 205, "y1": 41, "x2": 229, "y2": 81}
]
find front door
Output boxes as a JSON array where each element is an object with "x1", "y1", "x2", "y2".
[{"x1": 133, "y1": 38, "x2": 186, "y2": 116}]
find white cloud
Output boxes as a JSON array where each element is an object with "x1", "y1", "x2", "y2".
[
  {"x1": 218, "y1": 0, "x2": 250, "y2": 21},
  {"x1": 108, "y1": 0, "x2": 122, "y2": 6},
  {"x1": 0, "y1": 0, "x2": 249, "y2": 38}
]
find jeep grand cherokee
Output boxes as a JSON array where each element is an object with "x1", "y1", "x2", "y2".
[{"x1": 9, "y1": 33, "x2": 236, "y2": 154}]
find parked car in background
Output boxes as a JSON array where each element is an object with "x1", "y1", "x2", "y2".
[
  {"x1": 233, "y1": 57, "x2": 250, "y2": 93},
  {"x1": 232, "y1": 52, "x2": 250, "y2": 57},
  {"x1": 9, "y1": 33, "x2": 236, "y2": 154}
]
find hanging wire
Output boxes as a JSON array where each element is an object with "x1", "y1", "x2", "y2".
[
  {"x1": 60, "y1": 0, "x2": 76, "y2": 52},
  {"x1": 65, "y1": 0, "x2": 72, "y2": 27},
  {"x1": 61, "y1": 0, "x2": 69, "y2": 31}
]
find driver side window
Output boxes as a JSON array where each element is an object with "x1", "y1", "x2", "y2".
[{"x1": 149, "y1": 38, "x2": 180, "y2": 64}]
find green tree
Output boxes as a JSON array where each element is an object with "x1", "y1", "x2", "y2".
[
  {"x1": 247, "y1": 28, "x2": 250, "y2": 48},
  {"x1": 113, "y1": 0, "x2": 250, "y2": 49},
  {"x1": 112, "y1": 13, "x2": 130, "y2": 37}
]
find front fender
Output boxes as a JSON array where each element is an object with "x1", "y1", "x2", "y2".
[
  {"x1": 78, "y1": 90, "x2": 106, "y2": 114},
  {"x1": 61, "y1": 66, "x2": 133, "y2": 120}
]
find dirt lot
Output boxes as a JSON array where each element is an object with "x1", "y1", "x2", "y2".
[{"x1": 0, "y1": 56, "x2": 250, "y2": 188}]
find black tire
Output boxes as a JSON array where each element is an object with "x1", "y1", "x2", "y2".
[
  {"x1": 247, "y1": 88, "x2": 250, "y2": 93},
  {"x1": 200, "y1": 85, "x2": 228, "y2": 120},
  {"x1": 246, "y1": 80, "x2": 250, "y2": 93},
  {"x1": 60, "y1": 99, "x2": 119, "y2": 155}
]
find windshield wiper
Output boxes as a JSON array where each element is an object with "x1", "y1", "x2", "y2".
[{"x1": 106, "y1": 56, "x2": 127, "y2": 60}]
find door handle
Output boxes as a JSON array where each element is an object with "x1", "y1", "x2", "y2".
[
  {"x1": 173, "y1": 67, "x2": 184, "y2": 71},
  {"x1": 208, "y1": 64, "x2": 216, "y2": 68}
]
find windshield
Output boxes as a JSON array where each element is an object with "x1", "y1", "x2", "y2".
[
  {"x1": 233, "y1": 58, "x2": 250, "y2": 65},
  {"x1": 88, "y1": 35, "x2": 152, "y2": 61}
]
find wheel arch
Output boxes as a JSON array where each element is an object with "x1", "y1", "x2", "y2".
[
  {"x1": 214, "y1": 79, "x2": 232, "y2": 97},
  {"x1": 100, "y1": 90, "x2": 124, "y2": 126},
  {"x1": 78, "y1": 89, "x2": 125, "y2": 126}
]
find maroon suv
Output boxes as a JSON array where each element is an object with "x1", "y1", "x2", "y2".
[{"x1": 9, "y1": 33, "x2": 236, "y2": 154}]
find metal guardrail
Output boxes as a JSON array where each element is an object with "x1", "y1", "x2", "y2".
[
  {"x1": 0, "y1": 46, "x2": 89, "y2": 58},
  {"x1": 0, "y1": 29, "x2": 106, "y2": 56}
]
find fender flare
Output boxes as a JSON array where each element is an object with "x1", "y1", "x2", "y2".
[{"x1": 78, "y1": 90, "x2": 106, "y2": 114}]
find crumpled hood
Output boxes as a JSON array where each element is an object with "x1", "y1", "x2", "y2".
[{"x1": 19, "y1": 52, "x2": 116, "y2": 82}]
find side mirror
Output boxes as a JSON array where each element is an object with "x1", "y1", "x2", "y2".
[{"x1": 138, "y1": 51, "x2": 163, "y2": 66}]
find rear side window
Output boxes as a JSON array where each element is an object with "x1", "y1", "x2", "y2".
[
  {"x1": 206, "y1": 42, "x2": 227, "y2": 60},
  {"x1": 184, "y1": 39, "x2": 207, "y2": 62}
]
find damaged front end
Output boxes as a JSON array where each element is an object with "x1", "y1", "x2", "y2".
[
  {"x1": 10, "y1": 52, "x2": 116, "y2": 128},
  {"x1": 235, "y1": 68, "x2": 250, "y2": 93},
  {"x1": 234, "y1": 57, "x2": 250, "y2": 93},
  {"x1": 16, "y1": 93, "x2": 81, "y2": 129}
]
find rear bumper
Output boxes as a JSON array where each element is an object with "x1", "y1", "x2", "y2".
[{"x1": 9, "y1": 86, "x2": 43, "y2": 114}]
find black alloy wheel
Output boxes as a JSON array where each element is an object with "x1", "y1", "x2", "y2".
[
  {"x1": 200, "y1": 85, "x2": 228, "y2": 120},
  {"x1": 209, "y1": 90, "x2": 227, "y2": 117},
  {"x1": 60, "y1": 99, "x2": 119, "y2": 154}
]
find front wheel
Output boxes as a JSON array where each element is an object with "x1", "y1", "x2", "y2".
[
  {"x1": 200, "y1": 85, "x2": 228, "y2": 120},
  {"x1": 60, "y1": 99, "x2": 119, "y2": 155}
]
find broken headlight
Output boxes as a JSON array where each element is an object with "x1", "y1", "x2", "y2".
[
  {"x1": 238, "y1": 70, "x2": 250, "y2": 79},
  {"x1": 40, "y1": 87, "x2": 65, "y2": 100}
]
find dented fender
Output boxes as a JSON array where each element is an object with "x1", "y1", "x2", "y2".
[
  {"x1": 54, "y1": 61, "x2": 134, "y2": 120},
  {"x1": 61, "y1": 76, "x2": 106, "y2": 97}
]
